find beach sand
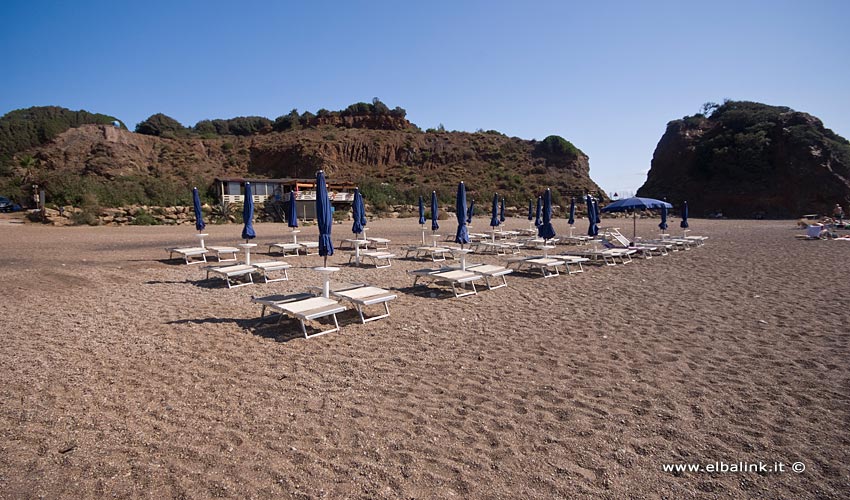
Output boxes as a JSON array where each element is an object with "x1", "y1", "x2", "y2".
[{"x1": 0, "y1": 217, "x2": 848, "y2": 498}]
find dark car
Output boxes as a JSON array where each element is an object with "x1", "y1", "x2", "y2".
[{"x1": 0, "y1": 196, "x2": 21, "y2": 212}]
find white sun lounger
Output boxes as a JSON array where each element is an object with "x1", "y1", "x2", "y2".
[
  {"x1": 409, "y1": 268, "x2": 483, "y2": 297},
  {"x1": 268, "y1": 296, "x2": 347, "y2": 338},
  {"x1": 206, "y1": 246, "x2": 240, "y2": 262},
  {"x1": 251, "y1": 261, "x2": 292, "y2": 283},
  {"x1": 504, "y1": 256, "x2": 567, "y2": 277},
  {"x1": 299, "y1": 241, "x2": 319, "y2": 255},
  {"x1": 560, "y1": 248, "x2": 619, "y2": 266},
  {"x1": 166, "y1": 246, "x2": 208, "y2": 265},
  {"x1": 463, "y1": 263, "x2": 513, "y2": 289},
  {"x1": 405, "y1": 245, "x2": 452, "y2": 262},
  {"x1": 328, "y1": 285, "x2": 397, "y2": 323},
  {"x1": 366, "y1": 237, "x2": 391, "y2": 250},
  {"x1": 205, "y1": 264, "x2": 255, "y2": 288},
  {"x1": 268, "y1": 242, "x2": 302, "y2": 256},
  {"x1": 350, "y1": 250, "x2": 396, "y2": 268},
  {"x1": 549, "y1": 255, "x2": 590, "y2": 274}
]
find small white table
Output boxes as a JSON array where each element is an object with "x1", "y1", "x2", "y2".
[
  {"x1": 313, "y1": 266, "x2": 340, "y2": 298},
  {"x1": 344, "y1": 238, "x2": 369, "y2": 265},
  {"x1": 238, "y1": 243, "x2": 257, "y2": 265}
]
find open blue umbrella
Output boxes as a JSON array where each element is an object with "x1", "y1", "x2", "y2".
[
  {"x1": 490, "y1": 193, "x2": 500, "y2": 228},
  {"x1": 539, "y1": 188, "x2": 556, "y2": 240},
  {"x1": 680, "y1": 201, "x2": 689, "y2": 230},
  {"x1": 466, "y1": 199, "x2": 475, "y2": 224},
  {"x1": 241, "y1": 182, "x2": 256, "y2": 241},
  {"x1": 455, "y1": 182, "x2": 469, "y2": 246},
  {"x1": 499, "y1": 197, "x2": 506, "y2": 223},
  {"x1": 568, "y1": 197, "x2": 576, "y2": 226},
  {"x1": 586, "y1": 194, "x2": 598, "y2": 237},
  {"x1": 600, "y1": 196, "x2": 672, "y2": 239},
  {"x1": 192, "y1": 187, "x2": 205, "y2": 232},
  {"x1": 316, "y1": 170, "x2": 334, "y2": 266},
  {"x1": 659, "y1": 203, "x2": 668, "y2": 231},
  {"x1": 352, "y1": 188, "x2": 364, "y2": 235},
  {"x1": 535, "y1": 196, "x2": 542, "y2": 227},
  {"x1": 430, "y1": 191, "x2": 439, "y2": 232},
  {"x1": 287, "y1": 190, "x2": 298, "y2": 228},
  {"x1": 418, "y1": 196, "x2": 426, "y2": 225}
]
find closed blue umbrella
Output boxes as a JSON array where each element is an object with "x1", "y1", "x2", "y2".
[
  {"x1": 680, "y1": 201, "x2": 689, "y2": 229},
  {"x1": 287, "y1": 190, "x2": 298, "y2": 228},
  {"x1": 455, "y1": 182, "x2": 469, "y2": 246},
  {"x1": 241, "y1": 182, "x2": 256, "y2": 241},
  {"x1": 490, "y1": 193, "x2": 500, "y2": 228},
  {"x1": 535, "y1": 196, "x2": 542, "y2": 227},
  {"x1": 539, "y1": 188, "x2": 556, "y2": 240},
  {"x1": 593, "y1": 198, "x2": 601, "y2": 224},
  {"x1": 418, "y1": 196, "x2": 426, "y2": 225},
  {"x1": 430, "y1": 191, "x2": 439, "y2": 232},
  {"x1": 527, "y1": 199, "x2": 534, "y2": 221},
  {"x1": 659, "y1": 203, "x2": 668, "y2": 231},
  {"x1": 499, "y1": 197, "x2": 506, "y2": 223},
  {"x1": 466, "y1": 199, "x2": 475, "y2": 224},
  {"x1": 316, "y1": 170, "x2": 334, "y2": 266},
  {"x1": 358, "y1": 189, "x2": 367, "y2": 228},
  {"x1": 568, "y1": 197, "x2": 576, "y2": 226},
  {"x1": 586, "y1": 194, "x2": 598, "y2": 237},
  {"x1": 352, "y1": 188, "x2": 364, "y2": 235},
  {"x1": 192, "y1": 187, "x2": 205, "y2": 232}
]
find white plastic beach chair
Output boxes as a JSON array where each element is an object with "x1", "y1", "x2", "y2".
[
  {"x1": 166, "y1": 246, "x2": 208, "y2": 265},
  {"x1": 205, "y1": 264, "x2": 255, "y2": 288},
  {"x1": 409, "y1": 268, "x2": 483, "y2": 297},
  {"x1": 328, "y1": 285, "x2": 397, "y2": 323},
  {"x1": 251, "y1": 261, "x2": 292, "y2": 283},
  {"x1": 253, "y1": 294, "x2": 347, "y2": 338}
]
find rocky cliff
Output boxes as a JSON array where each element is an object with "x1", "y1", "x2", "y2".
[
  {"x1": 19, "y1": 123, "x2": 605, "y2": 209},
  {"x1": 637, "y1": 101, "x2": 850, "y2": 218}
]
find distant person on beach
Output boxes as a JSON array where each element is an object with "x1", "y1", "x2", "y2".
[{"x1": 833, "y1": 204, "x2": 844, "y2": 222}]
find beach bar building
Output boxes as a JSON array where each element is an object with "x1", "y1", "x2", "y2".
[{"x1": 215, "y1": 177, "x2": 356, "y2": 220}]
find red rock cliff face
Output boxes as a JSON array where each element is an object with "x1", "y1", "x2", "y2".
[
  {"x1": 27, "y1": 124, "x2": 605, "y2": 206},
  {"x1": 638, "y1": 102, "x2": 850, "y2": 218}
]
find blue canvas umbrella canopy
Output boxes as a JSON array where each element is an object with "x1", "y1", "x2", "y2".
[
  {"x1": 680, "y1": 201, "x2": 689, "y2": 229},
  {"x1": 286, "y1": 191, "x2": 298, "y2": 229},
  {"x1": 430, "y1": 191, "x2": 439, "y2": 232},
  {"x1": 499, "y1": 197, "x2": 506, "y2": 223},
  {"x1": 490, "y1": 193, "x2": 500, "y2": 228},
  {"x1": 600, "y1": 196, "x2": 673, "y2": 239},
  {"x1": 593, "y1": 198, "x2": 601, "y2": 224},
  {"x1": 538, "y1": 189, "x2": 556, "y2": 241},
  {"x1": 241, "y1": 182, "x2": 256, "y2": 242},
  {"x1": 586, "y1": 194, "x2": 598, "y2": 237},
  {"x1": 352, "y1": 188, "x2": 364, "y2": 235},
  {"x1": 455, "y1": 182, "x2": 469, "y2": 247},
  {"x1": 316, "y1": 170, "x2": 334, "y2": 267},
  {"x1": 358, "y1": 190, "x2": 367, "y2": 228},
  {"x1": 527, "y1": 200, "x2": 534, "y2": 221},
  {"x1": 568, "y1": 197, "x2": 576, "y2": 226},
  {"x1": 659, "y1": 203, "x2": 668, "y2": 231},
  {"x1": 466, "y1": 199, "x2": 475, "y2": 224},
  {"x1": 535, "y1": 196, "x2": 542, "y2": 228},
  {"x1": 192, "y1": 187, "x2": 205, "y2": 232}
]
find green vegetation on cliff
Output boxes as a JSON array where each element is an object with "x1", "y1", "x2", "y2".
[{"x1": 0, "y1": 106, "x2": 123, "y2": 163}]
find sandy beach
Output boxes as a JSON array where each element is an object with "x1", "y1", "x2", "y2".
[{"x1": 0, "y1": 216, "x2": 848, "y2": 499}]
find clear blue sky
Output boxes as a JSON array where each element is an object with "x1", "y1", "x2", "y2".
[{"x1": 2, "y1": 0, "x2": 848, "y2": 195}]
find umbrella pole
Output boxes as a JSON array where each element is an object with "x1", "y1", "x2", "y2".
[{"x1": 633, "y1": 212, "x2": 637, "y2": 240}]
